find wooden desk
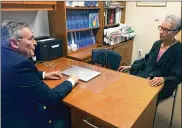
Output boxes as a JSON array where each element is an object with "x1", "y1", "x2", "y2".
[{"x1": 36, "y1": 57, "x2": 162, "y2": 128}]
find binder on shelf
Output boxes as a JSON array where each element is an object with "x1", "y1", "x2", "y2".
[
  {"x1": 89, "y1": 12, "x2": 99, "y2": 28},
  {"x1": 67, "y1": 33, "x2": 72, "y2": 46},
  {"x1": 115, "y1": 8, "x2": 120, "y2": 24},
  {"x1": 84, "y1": 1, "x2": 98, "y2": 7},
  {"x1": 109, "y1": 10, "x2": 115, "y2": 24},
  {"x1": 91, "y1": 30, "x2": 96, "y2": 44},
  {"x1": 104, "y1": 10, "x2": 108, "y2": 26},
  {"x1": 66, "y1": 9, "x2": 99, "y2": 31},
  {"x1": 89, "y1": 13, "x2": 93, "y2": 28},
  {"x1": 71, "y1": 32, "x2": 75, "y2": 44},
  {"x1": 104, "y1": 6, "x2": 122, "y2": 26},
  {"x1": 95, "y1": 13, "x2": 99, "y2": 27}
]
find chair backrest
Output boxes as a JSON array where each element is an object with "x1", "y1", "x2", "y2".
[{"x1": 91, "y1": 49, "x2": 122, "y2": 71}]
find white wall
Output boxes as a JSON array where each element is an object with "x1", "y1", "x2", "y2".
[
  {"x1": 125, "y1": 2, "x2": 181, "y2": 62},
  {"x1": 1, "y1": 11, "x2": 50, "y2": 37},
  {"x1": 125, "y1": 3, "x2": 181, "y2": 128},
  {"x1": 1, "y1": 3, "x2": 181, "y2": 59}
]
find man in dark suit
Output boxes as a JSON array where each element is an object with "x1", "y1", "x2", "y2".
[
  {"x1": 1, "y1": 20, "x2": 79, "y2": 128},
  {"x1": 118, "y1": 14, "x2": 182, "y2": 101}
]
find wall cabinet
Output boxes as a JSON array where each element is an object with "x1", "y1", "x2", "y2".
[
  {"x1": 48, "y1": 1, "x2": 133, "y2": 64},
  {"x1": 48, "y1": 2, "x2": 105, "y2": 56},
  {"x1": 1, "y1": 1, "x2": 57, "y2": 11},
  {"x1": 22, "y1": 1, "x2": 56, "y2": 5},
  {"x1": 1, "y1": 1, "x2": 23, "y2": 4}
]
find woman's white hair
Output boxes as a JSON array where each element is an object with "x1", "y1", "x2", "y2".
[{"x1": 165, "y1": 14, "x2": 181, "y2": 31}]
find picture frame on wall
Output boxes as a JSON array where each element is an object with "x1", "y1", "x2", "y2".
[{"x1": 136, "y1": 1, "x2": 167, "y2": 7}]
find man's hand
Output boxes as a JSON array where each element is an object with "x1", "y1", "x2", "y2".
[
  {"x1": 118, "y1": 66, "x2": 131, "y2": 72},
  {"x1": 69, "y1": 74, "x2": 79, "y2": 84},
  {"x1": 44, "y1": 71, "x2": 62, "y2": 80},
  {"x1": 148, "y1": 77, "x2": 165, "y2": 87}
]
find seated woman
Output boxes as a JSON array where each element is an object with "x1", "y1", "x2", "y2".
[{"x1": 118, "y1": 14, "x2": 182, "y2": 101}]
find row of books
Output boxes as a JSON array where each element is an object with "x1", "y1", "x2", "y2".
[
  {"x1": 67, "y1": 30, "x2": 96, "y2": 48},
  {"x1": 66, "y1": 10, "x2": 99, "y2": 30},
  {"x1": 104, "y1": 8, "x2": 122, "y2": 25},
  {"x1": 66, "y1": 1, "x2": 98, "y2": 7},
  {"x1": 105, "y1": 2, "x2": 121, "y2": 8}
]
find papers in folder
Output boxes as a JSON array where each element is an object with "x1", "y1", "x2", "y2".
[{"x1": 62, "y1": 66, "x2": 101, "y2": 82}]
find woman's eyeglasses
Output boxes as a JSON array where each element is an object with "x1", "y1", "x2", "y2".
[{"x1": 158, "y1": 26, "x2": 178, "y2": 33}]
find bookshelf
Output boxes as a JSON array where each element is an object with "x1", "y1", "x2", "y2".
[
  {"x1": 67, "y1": 27, "x2": 100, "y2": 33},
  {"x1": 104, "y1": 3, "x2": 124, "y2": 27},
  {"x1": 66, "y1": 6, "x2": 100, "y2": 10},
  {"x1": 48, "y1": 1, "x2": 133, "y2": 65},
  {"x1": 48, "y1": 1, "x2": 104, "y2": 56},
  {"x1": 104, "y1": 23, "x2": 119, "y2": 28},
  {"x1": 104, "y1": 6, "x2": 124, "y2": 9}
]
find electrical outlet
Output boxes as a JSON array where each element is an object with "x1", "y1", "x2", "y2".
[
  {"x1": 138, "y1": 49, "x2": 142, "y2": 54},
  {"x1": 138, "y1": 49, "x2": 142, "y2": 59}
]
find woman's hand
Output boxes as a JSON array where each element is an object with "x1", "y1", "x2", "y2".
[
  {"x1": 118, "y1": 66, "x2": 131, "y2": 72},
  {"x1": 148, "y1": 77, "x2": 165, "y2": 87}
]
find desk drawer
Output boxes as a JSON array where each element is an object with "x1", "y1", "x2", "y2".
[{"x1": 71, "y1": 108, "x2": 116, "y2": 128}]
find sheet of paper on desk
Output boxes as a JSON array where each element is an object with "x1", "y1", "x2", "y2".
[{"x1": 61, "y1": 65, "x2": 101, "y2": 82}]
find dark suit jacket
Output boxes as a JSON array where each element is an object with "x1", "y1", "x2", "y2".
[
  {"x1": 131, "y1": 40, "x2": 182, "y2": 100},
  {"x1": 1, "y1": 46, "x2": 73, "y2": 128}
]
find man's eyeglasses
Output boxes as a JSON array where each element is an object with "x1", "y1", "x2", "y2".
[{"x1": 158, "y1": 26, "x2": 178, "y2": 33}]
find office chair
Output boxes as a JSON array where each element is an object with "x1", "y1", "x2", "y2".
[
  {"x1": 153, "y1": 84, "x2": 179, "y2": 128},
  {"x1": 91, "y1": 49, "x2": 122, "y2": 71},
  {"x1": 122, "y1": 59, "x2": 143, "y2": 75}
]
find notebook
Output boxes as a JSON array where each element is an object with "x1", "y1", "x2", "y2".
[{"x1": 61, "y1": 65, "x2": 101, "y2": 82}]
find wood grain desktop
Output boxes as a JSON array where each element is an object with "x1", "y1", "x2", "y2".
[{"x1": 36, "y1": 57, "x2": 163, "y2": 128}]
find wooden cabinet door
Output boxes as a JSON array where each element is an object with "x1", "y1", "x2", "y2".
[
  {"x1": 113, "y1": 40, "x2": 133, "y2": 66},
  {"x1": 125, "y1": 40, "x2": 133, "y2": 57},
  {"x1": 124, "y1": 40, "x2": 133, "y2": 65},
  {"x1": 1, "y1": 1, "x2": 56, "y2": 11},
  {"x1": 1, "y1": 1, "x2": 23, "y2": 4},
  {"x1": 113, "y1": 43, "x2": 127, "y2": 66},
  {"x1": 114, "y1": 43, "x2": 126, "y2": 57},
  {"x1": 23, "y1": 1, "x2": 56, "y2": 5},
  {"x1": 1, "y1": 1, "x2": 23, "y2": 11}
]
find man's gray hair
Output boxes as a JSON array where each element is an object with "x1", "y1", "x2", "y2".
[
  {"x1": 165, "y1": 14, "x2": 182, "y2": 31},
  {"x1": 1, "y1": 20, "x2": 30, "y2": 46}
]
